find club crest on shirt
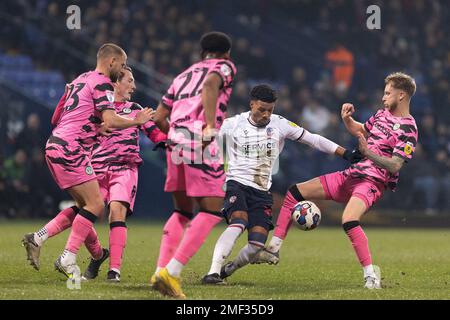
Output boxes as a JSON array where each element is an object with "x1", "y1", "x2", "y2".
[
  {"x1": 106, "y1": 90, "x2": 114, "y2": 103},
  {"x1": 85, "y1": 166, "x2": 94, "y2": 175},
  {"x1": 123, "y1": 108, "x2": 131, "y2": 114},
  {"x1": 404, "y1": 141, "x2": 414, "y2": 155},
  {"x1": 266, "y1": 127, "x2": 274, "y2": 137},
  {"x1": 393, "y1": 123, "x2": 400, "y2": 131},
  {"x1": 220, "y1": 64, "x2": 231, "y2": 76}
]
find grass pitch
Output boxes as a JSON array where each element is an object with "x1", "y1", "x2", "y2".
[{"x1": 0, "y1": 220, "x2": 449, "y2": 300}]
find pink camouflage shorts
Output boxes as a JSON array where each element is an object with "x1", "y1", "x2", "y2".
[
  {"x1": 97, "y1": 167, "x2": 138, "y2": 214},
  {"x1": 45, "y1": 142, "x2": 97, "y2": 190},
  {"x1": 164, "y1": 144, "x2": 225, "y2": 198},
  {"x1": 319, "y1": 170, "x2": 385, "y2": 210}
]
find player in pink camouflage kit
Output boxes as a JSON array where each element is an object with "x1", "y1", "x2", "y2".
[
  {"x1": 152, "y1": 31, "x2": 236, "y2": 298},
  {"x1": 90, "y1": 66, "x2": 166, "y2": 282},
  {"x1": 22, "y1": 66, "x2": 165, "y2": 282},
  {"x1": 254, "y1": 72, "x2": 419, "y2": 289},
  {"x1": 22, "y1": 44, "x2": 153, "y2": 278}
]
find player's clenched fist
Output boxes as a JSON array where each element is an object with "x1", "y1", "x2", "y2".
[
  {"x1": 135, "y1": 107, "x2": 154, "y2": 125},
  {"x1": 341, "y1": 103, "x2": 355, "y2": 120}
]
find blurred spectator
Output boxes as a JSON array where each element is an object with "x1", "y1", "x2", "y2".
[
  {"x1": 28, "y1": 148, "x2": 61, "y2": 217},
  {"x1": 15, "y1": 113, "x2": 46, "y2": 155},
  {"x1": 1, "y1": 149, "x2": 31, "y2": 217},
  {"x1": 300, "y1": 98, "x2": 331, "y2": 135},
  {"x1": 325, "y1": 43, "x2": 355, "y2": 93},
  {"x1": 408, "y1": 144, "x2": 440, "y2": 215}
]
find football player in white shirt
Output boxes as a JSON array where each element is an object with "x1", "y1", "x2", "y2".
[{"x1": 202, "y1": 84, "x2": 362, "y2": 284}]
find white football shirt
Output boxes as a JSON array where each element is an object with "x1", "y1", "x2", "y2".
[{"x1": 219, "y1": 111, "x2": 305, "y2": 191}]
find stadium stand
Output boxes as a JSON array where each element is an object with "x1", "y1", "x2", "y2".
[{"x1": 0, "y1": 0, "x2": 449, "y2": 218}]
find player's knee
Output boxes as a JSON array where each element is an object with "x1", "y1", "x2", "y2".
[
  {"x1": 88, "y1": 199, "x2": 105, "y2": 216},
  {"x1": 230, "y1": 211, "x2": 248, "y2": 223},
  {"x1": 109, "y1": 202, "x2": 127, "y2": 222}
]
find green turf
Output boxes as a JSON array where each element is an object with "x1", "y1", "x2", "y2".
[{"x1": 0, "y1": 220, "x2": 449, "y2": 299}]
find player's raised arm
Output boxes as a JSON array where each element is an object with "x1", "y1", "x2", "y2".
[
  {"x1": 341, "y1": 103, "x2": 367, "y2": 137},
  {"x1": 102, "y1": 107, "x2": 153, "y2": 129},
  {"x1": 298, "y1": 129, "x2": 363, "y2": 163}
]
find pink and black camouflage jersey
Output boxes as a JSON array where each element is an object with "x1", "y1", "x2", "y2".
[
  {"x1": 45, "y1": 71, "x2": 115, "y2": 188},
  {"x1": 161, "y1": 58, "x2": 236, "y2": 148},
  {"x1": 345, "y1": 108, "x2": 418, "y2": 190},
  {"x1": 91, "y1": 101, "x2": 167, "y2": 173}
]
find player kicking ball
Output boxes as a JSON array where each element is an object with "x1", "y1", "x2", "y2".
[
  {"x1": 23, "y1": 58, "x2": 160, "y2": 281},
  {"x1": 201, "y1": 84, "x2": 362, "y2": 285},
  {"x1": 253, "y1": 72, "x2": 418, "y2": 289}
]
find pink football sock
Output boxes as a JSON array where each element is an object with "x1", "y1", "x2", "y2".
[
  {"x1": 345, "y1": 225, "x2": 372, "y2": 267},
  {"x1": 157, "y1": 212, "x2": 190, "y2": 268},
  {"x1": 109, "y1": 223, "x2": 127, "y2": 271},
  {"x1": 273, "y1": 191, "x2": 298, "y2": 239},
  {"x1": 65, "y1": 210, "x2": 97, "y2": 254},
  {"x1": 45, "y1": 206, "x2": 78, "y2": 237},
  {"x1": 84, "y1": 227, "x2": 103, "y2": 260},
  {"x1": 173, "y1": 212, "x2": 222, "y2": 265}
]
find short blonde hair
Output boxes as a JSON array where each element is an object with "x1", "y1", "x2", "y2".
[
  {"x1": 385, "y1": 72, "x2": 416, "y2": 97},
  {"x1": 97, "y1": 43, "x2": 125, "y2": 60}
]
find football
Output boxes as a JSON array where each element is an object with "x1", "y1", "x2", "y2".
[{"x1": 291, "y1": 201, "x2": 321, "y2": 231}]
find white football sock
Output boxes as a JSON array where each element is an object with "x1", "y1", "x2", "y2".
[
  {"x1": 166, "y1": 258, "x2": 184, "y2": 277},
  {"x1": 208, "y1": 224, "x2": 245, "y2": 275},
  {"x1": 363, "y1": 264, "x2": 376, "y2": 278},
  {"x1": 267, "y1": 236, "x2": 283, "y2": 253},
  {"x1": 34, "y1": 227, "x2": 48, "y2": 246},
  {"x1": 228, "y1": 243, "x2": 262, "y2": 275},
  {"x1": 60, "y1": 249, "x2": 76, "y2": 266}
]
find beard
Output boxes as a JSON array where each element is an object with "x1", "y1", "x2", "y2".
[{"x1": 386, "y1": 101, "x2": 398, "y2": 111}]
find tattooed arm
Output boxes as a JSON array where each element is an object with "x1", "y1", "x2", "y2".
[{"x1": 358, "y1": 134, "x2": 404, "y2": 174}]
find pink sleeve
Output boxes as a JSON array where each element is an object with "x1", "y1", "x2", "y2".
[
  {"x1": 160, "y1": 82, "x2": 176, "y2": 110},
  {"x1": 209, "y1": 60, "x2": 236, "y2": 88},
  {"x1": 363, "y1": 109, "x2": 382, "y2": 132},
  {"x1": 51, "y1": 86, "x2": 68, "y2": 127},
  {"x1": 142, "y1": 121, "x2": 167, "y2": 143},
  {"x1": 92, "y1": 81, "x2": 115, "y2": 112},
  {"x1": 392, "y1": 127, "x2": 418, "y2": 162}
]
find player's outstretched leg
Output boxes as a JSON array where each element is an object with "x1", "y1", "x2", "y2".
[
  {"x1": 22, "y1": 206, "x2": 79, "y2": 270},
  {"x1": 252, "y1": 184, "x2": 304, "y2": 265},
  {"x1": 342, "y1": 197, "x2": 381, "y2": 289},
  {"x1": 202, "y1": 218, "x2": 246, "y2": 285}
]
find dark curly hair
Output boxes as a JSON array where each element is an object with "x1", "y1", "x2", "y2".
[
  {"x1": 250, "y1": 84, "x2": 278, "y2": 103},
  {"x1": 200, "y1": 32, "x2": 232, "y2": 58}
]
